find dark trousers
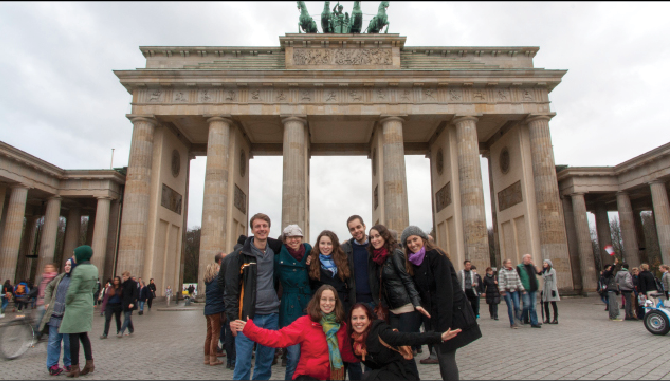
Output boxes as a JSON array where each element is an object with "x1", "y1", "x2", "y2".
[
  {"x1": 223, "y1": 318, "x2": 236, "y2": 364},
  {"x1": 488, "y1": 303, "x2": 499, "y2": 319},
  {"x1": 622, "y1": 291, "x2": 635, "y2": 320},
  {"x1": 69, "y1": 332, "x2": 92, "y2": 366},
  {"x1": 465, "y1": 289, "x2": 478, "y2": 317},
  {"x1": 390, "y1": 310, "x2": 420, "y2": 375},
  {"x1": 146, "y1": 297, "x2": 153, "y2": 309},
  {"x1": 436, "y1": 347, "x2": 458, "y2": 381},
  {"x1": 543, "y1": 301, "x2": 558, "y2": 320},
  {"x1": 103, "y1": 304, "x2": 122, "y2": 335}
]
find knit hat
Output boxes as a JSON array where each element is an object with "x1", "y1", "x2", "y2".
[
  {"x1": 74, "y1": 245, "x2": 93, "y2": 263},
  {"x1": 400, "y1": 226, "x2": 429, "y2": 246},
  {"x1": 543, "y1": 258, "x2": 553, "y2": 268}
]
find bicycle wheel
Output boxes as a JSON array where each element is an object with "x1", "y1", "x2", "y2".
[{"x1": 0, "y1": 320, "x2": 34, "y2": 360}]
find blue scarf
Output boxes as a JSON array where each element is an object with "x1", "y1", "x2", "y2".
[{"x1": 320, "y1": 253, "x2": 338, "y2": 277}]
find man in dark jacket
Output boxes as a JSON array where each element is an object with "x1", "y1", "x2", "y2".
[
  {"x1": 119, "y1": 271, "x2": 138, "y2": 337},
  {"x1": 638, "y1": 264, "x2": 658, "y2": 297},
  {"x1": 340, "y1": 215, "x2": 373, "y2": 309},
  {"x1": 226, "y1": 213, "x2": 280, "y2": 381},
  {"x1": 602, "y1": 258, "x2": 621, "y2": 321},
  {"x1": 516, "y1": 254, "x2": 542, "y2": 328}
]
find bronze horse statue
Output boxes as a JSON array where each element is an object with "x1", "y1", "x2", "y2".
[
  {"x1": 297, "y1": 1, "x2": 318, "y2": 33},
  {"x1": 366, "y1": 1, "x2": 390, "y2": 33}
]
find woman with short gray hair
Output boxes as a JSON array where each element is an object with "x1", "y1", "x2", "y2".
[{"x1": 540, "y1": 259, "x2": 560, "y2": 324}]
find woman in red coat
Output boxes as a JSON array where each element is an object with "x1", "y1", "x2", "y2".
[{"x1": 231, "y1": 285, "x2": 358, "y2": 381}]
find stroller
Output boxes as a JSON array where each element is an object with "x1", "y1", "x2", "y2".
[{"x1": 643, "y1": 292, "x2": 670, "y2": 335}]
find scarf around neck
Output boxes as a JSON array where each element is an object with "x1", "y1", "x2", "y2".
[
  {"x1": 351, "y1": 331, "x2": 368, "y2": 361},
  {"x1": 287, "y1": 244, "x2": 306, "y2": 262},
  {"x1": 321, "y1": 312, "x2": 344, "y2": 380},
  {"x1": 320, "y1": 253, "x2": 338, "y2": 277},
  {"x1": 408, "y1": 246, "x2": 426, "y2": 266},
  {"x1": 372, "y1": 247, "x2": 389, "y2": 265}
]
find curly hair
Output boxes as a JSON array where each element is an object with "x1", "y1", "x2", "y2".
[{"x1": 309, "y1": 230, "x2": 350, "y2": 281}]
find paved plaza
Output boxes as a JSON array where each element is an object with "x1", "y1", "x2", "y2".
[{"x1": 1, "y1": 297, "x2": 669, "y2": 380}]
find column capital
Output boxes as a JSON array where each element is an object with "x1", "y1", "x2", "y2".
[
  {"x1": 571, "y1": 192, "x2": 586, "y2": 197},
  {"x1": 524, "y1": 113, "x2": 556, "y2": 125},
  {"x1": 281, "y1": 115, "x2": 307, "y2": 125},
  {"x1": 379, "y1": 116, "x2": 405, "y2": 124},
  {"x1": 47, "y1": 195, "x2": 62, "y2": 201},
  {"x1": 451, "y1": 115, "x2": 479, "y2": 125},
  {"x1": 10, "y1": 183, "x2": 30, "y2": 190},
  {"x1": 96, "y1": 196, "x2": 113, "y2": 201},
  {"x1": 616, "y1": 190, "x2": 629, "y2": 196},
  {"x1": 649, "y1": 179, "x2": 667, "y2": 186},
  {"x1": 126, "y1": 115, "x2": 157, "y2": 126},
  {"x1": 205, "y1": 115, "x2": 233, "y2": 125}
]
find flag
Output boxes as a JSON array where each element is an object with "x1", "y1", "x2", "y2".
[{"x1": 604, "y1": 245, "x2": 615, "y2": 256}]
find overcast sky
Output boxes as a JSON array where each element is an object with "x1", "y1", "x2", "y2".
[{"x1": 2, "y1": 2, "x2": 669, "y2": 243}]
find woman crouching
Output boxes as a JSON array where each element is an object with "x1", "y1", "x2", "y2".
[
  {"x1": 348, "y1": 303, "x2": 460, "y2": 380},
  {"x1": 231, "y1": 285, "x2": 358, "y2": 380}
]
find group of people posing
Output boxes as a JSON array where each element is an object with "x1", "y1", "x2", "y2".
[{"x1": 203, "y1": 213, "x2": 482, "y2": 381}]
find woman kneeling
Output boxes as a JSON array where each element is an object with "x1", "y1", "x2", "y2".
[{"x1": 231, "y1": 285, "x2": 357, "y2": 381}]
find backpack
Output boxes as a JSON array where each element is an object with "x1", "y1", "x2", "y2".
[{"x1": 15, "y1": 284, "x2": 26, "y2": 295}]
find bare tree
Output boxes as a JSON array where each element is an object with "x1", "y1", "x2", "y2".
[
  {"x1": 609, "y1": 216, "x2": 624, "y2": 258},
  {"x1": 183, "y1": 227, "x2": 200, "y2": 284}
]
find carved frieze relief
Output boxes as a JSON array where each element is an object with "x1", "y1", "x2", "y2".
[
  {"x1": 435, "y1": 182, "x2": 451, "y2": 213},
  {"x1": 234, "y1": 184, "x2": 247, "y2": 214},
  {"x1": 161, "y1": 183, "x2": 182, "y2": 215},
  {"x1": 292, "y1": 48, "x2": 393, "y2": 66},
  {"x1": 498, "y1": 180, "x2": 523, "y2": 212}
]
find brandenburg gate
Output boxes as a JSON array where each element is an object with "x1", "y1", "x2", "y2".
[{"x1": 112, "y1": 31, "x2": 574, "y2": 294}]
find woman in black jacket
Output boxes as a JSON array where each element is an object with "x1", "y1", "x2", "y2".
[
  {"x1": 400, "y1": 226, "x2": 483, "y2": 381},
  {"x1": 638, "y1": 264, "x2": 658, "y2": 297},
  {"x1": 482, "y1": 267, "x2": 501, "y2": 320},
  {"x1": 119, "y1": 271, "x2": 138, "y2": 337},
  {"x1": 308, "y1": 230, "x2": 353, "y2": 314},
  {"x1": 348, "y1": 303, "x2": 460, "y2": 380},
  {"x1": 147, "y1": 278, "x2": 156, "y2": 311}
]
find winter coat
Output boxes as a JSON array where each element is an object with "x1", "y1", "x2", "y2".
[
  {"x1": 482, "y1": 274, "x2": 501, "y2": 305},
  {"x1": 243, "y1": 315, "x2": 358, "y2": 381},
  {"x1": 147, "y1": 283, "x2": 156, "y2": 299},
  {"x1": 140, "y1": 286, "x2": 152, "y2": 302},
  {"x1": 517, "y1": 264, "x2": 540, "y2": 292},
  {"x1": 370, "y1": 249, "x2": 421, "y2": 310},
  {"x1": 357, "y1": 320, "x2": 442, "y2": 381},
  {"x1": 205, "y1": 278, "x2": 226, "y2": 315},
  {"x1": 456, "y1": 270, "x2": 480, "y2": 295},
  {"x1": 121, "y1": 279, "x2": 139, "y2": 312},
  {"x1": 341, "y1": 238, "x2": 369, "y2": 306},
  {"x1": 275, "y1": 243, "x2": 312, "y2": 328},
  {"x1": 498, "y1": 267, "x2": 525, "y2": 293},
  {"x1": 540, "y1": 268, "x2": 561, "y2": 302},
  {"x1": 310, "y1": 266, "x2": 351, "y2": 315},
  {"x1": 59, "y1": 262, "x2": 98, "y2": 334},
  {"x1": 638, "y1": 270, "x2": 657, "y2": 294},
  {"x1": 662, "y1": 272, "x2": 670, "y2": 293},
  {"x1": 100, "y1": 285, "x2": 122, "y2": 312},
  {"x1": 614, "y1": 270, "x2": 634, "y2": 292},
  {"x1": 39, "y1": 273, "x2": 67, "y2": 332}
]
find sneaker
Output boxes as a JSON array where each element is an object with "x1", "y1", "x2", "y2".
[
  {"x1": 63, "y1": 366, "x2": 71, "y2": 372},
  {"x1": 124, "y1": 332, "x2": 130, "y2": 337},
  {"x1": 610, "y1": 318, "x2": 623, "y2": 322},
  {"x1": 49, "y1": 365, "x2": 63, "y2": 376},
  {"x1": 530, "y1": 324, "x2": 542, "y2": 328},
  {"x1": 494, "y1": 318, "x2": 499, "y2": 321},
  {"x1": 117, "y1": 333, "x2": 123, "y2": 338},
  {"x1": 476, "y1": 314, "x2": 480, "y2": 319},
  {"x1": 100, "y1": 334, "x2": 107, "y2": 340}
]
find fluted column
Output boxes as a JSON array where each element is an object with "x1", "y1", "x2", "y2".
[
  {"x1": 571, "y1": 193, "x2": 597, "y2": 291},
  {"x1": 91, "y1": 197, "x2": 111, "y2": 276},
  {"x1": 650, "y1": 180, "x2": 670, "y2": 265},
  {"x1": 36, "y1": 196, "x2": 61, "y2": 273},
  {"x1": 594, "y1": 203, "x2": 614, "y2": 267},
  {"x1": 616, "y1": 191, "x2": 639, "y2": 267},
  {"x1": 104, "y1": 199, "x2": 122, "y2": 282},
  {"x1": 16, "y1": 216, "x2": 38, "y2": 282},
  {"x1": 486, "y1": 154, "x2": 501, "y2": 268},
  {"x1": 117, "y1": 116, "x2": 157, "y2": 277},
  {"x1": 454, "y1": 116, "x2": 489, "y2": 270},
  {"x1": 0, "y1": 184, "x2": 7, "y2": 224},
  {"x1": 199, "y1": 116, "x2": 233, "y2": 295},
  {"x1": 561, "y1": 196, "x2": 582, "y2": 290},
  {"x1": 281, "y1": 116, "x2": 310, "y2": 233},
  {"x1": 526, "y1": 115, "x2": 573, "y2": 290},
  {"x1": 0, "y1": 185, "x2": 29, "y2": 283},
  {"x1": 85, "y1": 216, "x2": 95, "y2": 246},
  {"x1": 62, "y1": 208, "x2": 81, "y2": 267}
]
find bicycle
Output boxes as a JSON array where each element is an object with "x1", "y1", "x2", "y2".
[{"x1": 0, "y1": 294, "x2": 36, "y2": 360}]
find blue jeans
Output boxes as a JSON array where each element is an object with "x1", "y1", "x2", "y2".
[
  {"x1": 47, "y1": 324, "x2": 70, "y2": 368},
  {"x1": 503, "y1": 291, "x2": 521, "y2": 325},
  {"x1": 600, "y1": 293, "x2": 608, "y2": 305},
  {"x1": 285, "y1": 344, "x2": 300, "y2": 380},
  {"x1": 234, "y1": 312, "x2": 278, "y2": 380},
  {"x1": 522, "y1": 291, "x2": 539, "y2": 326},
  {"x1": 120, "y1": 310, "x2": 134, "y2": 334},
  {"x1": 139, "y1": 301, "x2": 145, "y2": 311},
  {"x1": 1, "y1": 296, "x2": 8, "y2": 312}
]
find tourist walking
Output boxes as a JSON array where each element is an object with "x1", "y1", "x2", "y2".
[
  {"x1": 597, "y1": 270, "x2": 608, "y2": 308},
  {"x1": 348, "y1": 303, "x2": 461, "y2": 381},
  {"x1": 540, "y1": 259, "x2": 560, "y2": 324},
  {"x1": 39, "y1": 258, "x2": 72, "y2": 376},
  {"x1": 457, "y1": 261, "x2": 479, "y2": 318},
  {"x1": 224, "y1": 213, "x2": 280, "y2": 380},
  {"x1": 482, "y1": 267, "x2": 500, "y2": 320},
  {"x1": 602, "y1": 258, "x2": 621, "y2": 321},
  {"x1": 471, "y1": 265, "x2": 482, "y2": 319},
  {"x1": 119, "y1": 271, "x2": 138, "y2": 337},
  {"x1": 165, "y1": 286, "x2": 173, "y2": 306},
  {"x1": 1, "y1": 280, "x2": 12, "y2": 315},
  {"x1": 517, "y1": 254, "x2": 542, "y2": 328},
  {"x1": 401, "y1": 226, "x2": 482, "y2": 379},
  {"x1": 232, "y1": 285, "x2": 358, "y2": 381},
  {"x1": 100, "y1": 276, "x2": 123, "y2": 339},
  {"x1": 60, "y1": 245, "x2": 98, "y2": 377},
  {"x1": 661, "y1": 265, "x2": 670, "y2": 299},
  {"x1": 147, "y1": 278, "x2": 156, "y2": 311},
  {"x1": 614, "y1": 263, "x2": 636, "y2": 321},
  {"x1": 498, "y1": 259, "x2": 525, "y2": 328},
  {"x1": 204, "y1": 263, "x2": 225, "y2": 366},
  {"x1": 36, "y1": 264, "x2": 58, "y2": 337},
  {"x1": 308, "y1": 230, "x2": 353, "y2": 314},
  {"x1": 139, "y1": 282, "x2": 150, "y2": 315}
]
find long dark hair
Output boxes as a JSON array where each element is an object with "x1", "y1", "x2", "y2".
[
  {"x1": 306, "y1": 285, "x2": 345, "y2": 323},
  {"x1": 346, "y1": 303, "x2": 376, "y2": 341},
  {"x1": 404, "y1": 238, "x2": 450, "y2": 275},
  {"x1": 309, "y1": 230, "x2": 351, "y2": 281},
  {"x1": 366, "y1": 224, "x2": 398, "y2": 256},
  {"x1": 107, "y1": 276, "x2": 122, "y2": 296}
]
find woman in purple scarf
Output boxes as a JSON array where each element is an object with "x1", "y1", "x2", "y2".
[{"x1": 400, "y1": 226, "x2": 482, "y2": 381}]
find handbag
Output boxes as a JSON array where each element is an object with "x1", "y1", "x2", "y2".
[{"x1": 373, "y1": 268, "x2": 390, "y2": 323}]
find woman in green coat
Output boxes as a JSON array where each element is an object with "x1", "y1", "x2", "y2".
[{"x1": 59, "y1": 246, "x2": 98, "y2": 378}]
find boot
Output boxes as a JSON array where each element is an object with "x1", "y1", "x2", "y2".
[
  {"x1": 80, "y1": 360, "x2": 95, "y2": 376},
  {"x1": 209, "y1": 356, "x2": 224, "y2": 366},
  {"x1": 551, "y1": 317, "x2": 558, "y2": 324},
  {"x1": 66, "y1": 364, "x2": 80, "y2": 378},
  {"x1": 543, "y1": 318, "x2": 550, "y2": 324}
]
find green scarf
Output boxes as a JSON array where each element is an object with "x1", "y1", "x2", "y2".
[{"x1": 320, "y1": 312, "x2": 343, "y2": 374}]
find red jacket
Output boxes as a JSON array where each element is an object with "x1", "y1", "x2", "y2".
[{"x1": 244, "y1": 315, "x2": 358, "y2": 380}]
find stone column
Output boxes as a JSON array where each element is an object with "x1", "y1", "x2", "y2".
[
  {"x1": 16, "y1": 216, "x2": 38, "y2": 282},
  {"x1": 36, "y1": 196, "x2": 61, "y2": 273},
  {"x1": 62, "y1": 208, "x2": 81, "y2": 267},
  {"x1": 104, "y1": 199, "x2": 122, "y2": 282},
  {"x1": 199, "y1": 116, "x2": 233, "y2": 295},
  {"x1": 117, "y1": 116, "x2": 157, "y2": 277},
  {"x1": 486, "y1": 153, "x2": 501, "y2": 268},
  {"x1": 616, "y1": 191, "x2": 639, "y2": 267},
  {"x1": 281, "y1": 116, "x2": 310, "y2": 233},
  {"x1": 650, "y1": 180, "x2": 670, "y2": 265},
  {"x1": 526, "y1": 115, "x2": 573, "y2": 290},
  {"x1": 0, "y1": 185, "x2": 29, "y2": 283},
  {"x1": 0, "y1": 184, "x2": 7, "y2": 223},
  {"x1": 91, "y1": 197, "x2": 111, "y2": 276},
  {"x1": 453, "y1": 116, "x2": 489, "y2": 270},
  {"x1": 561, "y1": 196, "x2": 582, "y2": 290},
  {"x1": 633, "y1": 211, "x2": 648, "y2": 264},
  {"x1": 570, "y1": 193, "x2": 597, "y2": 292},
  {"x1": 594, "y1": 203, "x2": 614, "y2": 267}
]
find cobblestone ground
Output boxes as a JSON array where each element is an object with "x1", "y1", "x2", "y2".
[{"x1": 1, "y1": 297, "x2": 669, "y2": 380}]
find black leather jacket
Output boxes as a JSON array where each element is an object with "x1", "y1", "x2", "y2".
[{"x1": 370, "y1": 248, "x2": 421, "y2": 310}]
